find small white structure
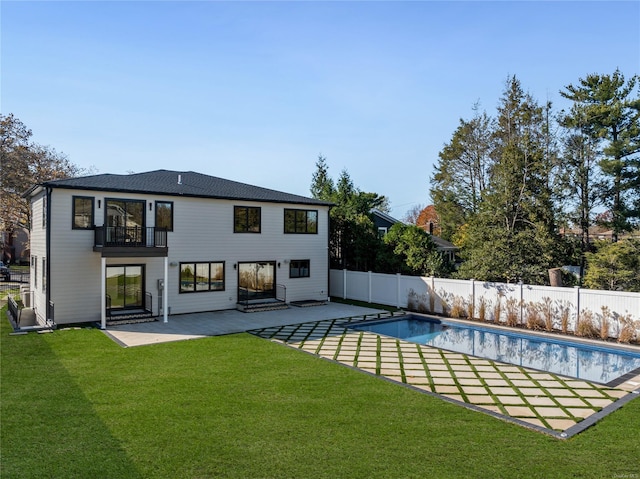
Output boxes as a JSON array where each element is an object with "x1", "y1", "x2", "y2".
[{"x1": 24, "y1": 170, "x2": 332, "y2": 328}]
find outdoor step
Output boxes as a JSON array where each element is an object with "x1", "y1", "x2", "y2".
[
  {"x1": 236, "y1": 302, "x2": 289, "y2": 313},
  {"x1": 106, "y1": 315, "x2": 157, "y2": 326}
]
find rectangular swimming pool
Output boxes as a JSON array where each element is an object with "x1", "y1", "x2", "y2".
[{"x1": 350, "y1": 315, "x2": 640, "y2": 385}]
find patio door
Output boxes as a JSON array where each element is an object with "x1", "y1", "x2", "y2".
[
  {"x1": 106, "y1": 265, "x2": 145, "y2": 310},
  {"x1": 105, "y1": 199, "x2": 145, "y2": 245},
  {"x1": 237, "y1": 262, "x2": 275, "y2": 302}
]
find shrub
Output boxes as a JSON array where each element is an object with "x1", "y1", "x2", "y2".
[
  {"x1": 493, "y1": 296, "x2": 502, "y2": 323},
  {"x1": 559, "y1": 301, "x2": 571, "y2": 334},
  {"x1": 467, "y1": 295, "x2": 474, "y2": 320},
  {"x1": 600, "y1": 306, "x2": 610, "y2": 340},
  {"x1": 505, "y1": 297, "x2": 520, "y2": 327},
  {"x1": 541, "y1": 297, "x2": 554, "y2": 332},
  {"x1": 478, "y1": 297, "x2": 488, "y2": 322},
  {"x1": 439, "y1": 289, "x2": 451, "y2": 316},
  {"x1": 450, "y1": 296, "x2": 467, "y2": 319},
  {"x1": 576, "y1": 310, "x2": 599, "y2": 338},
  {"x1": 526, "y1": 302, "x2": 545, "y2": 330},
  {"x1": 618, "y1": 314, "x2": 638, "y2": 344}
]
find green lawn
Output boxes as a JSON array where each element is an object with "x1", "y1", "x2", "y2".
[{"x1": 1, "y1": 308, "x2": 639, "y2": 479}]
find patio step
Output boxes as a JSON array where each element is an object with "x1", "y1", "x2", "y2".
[
  {"x1": 236, "y1": 300, "x2": 289, "y2": 313},
  {"x1": 106, "y1": 312, "x2": 157, "y2": 326}
]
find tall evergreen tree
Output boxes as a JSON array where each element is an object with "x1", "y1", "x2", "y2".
[
  {"x1": 310, "y1": 154, "x2": 334, "y2": 200},
  {"x1": 560, "y1": 69, "x2": 640, "y2": 240},
  {"x1": 557, "y1": 108, "x2": 604, "y2": 279},
  {"x1": 457, "y1": 76, "x2": 563, "y2": 283}
]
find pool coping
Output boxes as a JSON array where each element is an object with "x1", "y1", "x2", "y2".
[{"x1": 249, "y1": 311, "x2": 640, "y2": 440}]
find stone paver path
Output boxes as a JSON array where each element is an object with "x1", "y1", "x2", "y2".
[{"x1": 250, "y1": 312, "x2": 640, "y2": 438}]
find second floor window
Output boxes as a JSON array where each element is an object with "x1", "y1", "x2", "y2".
[
  {"x1": 155, "y1": 201, "x2": 173, "y2": 231},
  {"x1": 73, "y1": 196, "x2": 94, "y2": 229},
  {"x1": 234, "y1": 206, "x2": 261, "y2": 233},
  {"x1": 284, "y1": 209, "x2": 318, "y2": 234}
]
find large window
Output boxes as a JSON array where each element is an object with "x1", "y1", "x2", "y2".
[
  {"x1": 289, "y1": 259, "x2": 310, "y2": 278},
  {"x1": 284, "y1": 209, "x2": 318, "y2": 234},
  {"x1": 180, "y1": 262, "x2": 225, "y2": 293},
  {"x1": 234, "y1": 206, "x2": 261, "y2": 233},
  {"x1": 155, "y1": 201, "x2": 173, "y2": 231},
  {"x1": 72, "y1": 196, "x2": 94, "y2": 229}
]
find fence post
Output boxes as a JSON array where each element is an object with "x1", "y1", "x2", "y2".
[
  {"x1": 396, "y1": 273, "x2": 401, "y2": 309},
  {"x1": 343, "y1": 269, "x2": 347, "y2": 300},
  {"x1": 429, "y1": 276, "x2": 435, "y2": 313},
  {"x1": 574, "y1": 285, "x2": 580, "y2": 334},
  {"x1": 470, "y1": 279, "x2": 475, "y2": 320},
  {"x1": 368, "y1": 271, "x2": 372, "y2": 303},
  {"x1": 519, "y1": 281, "x2": 524, "y2": 325}
]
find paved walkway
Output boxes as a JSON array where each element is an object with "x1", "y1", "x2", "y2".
[
  {"x1": 102, "y1": 302, "x2": 385, "y2": 347},
  {"x1": 249, "y1": 313, "x2": 640, "y2": 439}
]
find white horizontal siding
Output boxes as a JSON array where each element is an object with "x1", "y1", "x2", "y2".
[
  {"x1": 44, "y1": 189, "x2": 329, "y2": 323},
  {"x1": 29, "y1": 191, "x2": 47, "y2": 324}
]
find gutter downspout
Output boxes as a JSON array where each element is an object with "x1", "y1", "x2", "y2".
[
  {"x1": 163, "y1": 257, "x2": 168, "y2": 323},
  {"x1": 45, "y1": 187, "x2": 53, "y2": 327},
  {"x1": 327, "y1": 205, "x2": 333, "y2": 302},
  {"x1": 101, "y1": 258, "x2": 106, "y2": 329}
]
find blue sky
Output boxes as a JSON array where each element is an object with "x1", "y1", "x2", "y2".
[{"x1": 2, "y1": 1, "x2": 638, "y2": 217}]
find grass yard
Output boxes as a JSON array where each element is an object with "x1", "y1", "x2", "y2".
[{"x1": 1, "y1": 308, "x2": 639, "y2": 479}]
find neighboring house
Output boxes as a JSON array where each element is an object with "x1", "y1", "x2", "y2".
[
  {"x1": 370, "y1": 209, "x2": 398, "y2": 237},
  {"x1": 370, "y1": 209, "x2": 458, "y2": 263},
  {"x1": 23, "y1": 170, "x2": 332, "y2": 329},
  {"x1": 1, "y1": 225, "x2": 29, "y2": 265}
]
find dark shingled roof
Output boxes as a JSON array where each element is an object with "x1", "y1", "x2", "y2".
[{"x1": 38, "y1": 170, "x2": 333, "y2": 206}]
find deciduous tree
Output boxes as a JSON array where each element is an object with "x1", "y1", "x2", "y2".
[
  {"x1": 1, "y1": 114, "x2": 86, "y2": 262},
  {"x1": 430, "y1": 104, "x2": 493, "y2": 240}
]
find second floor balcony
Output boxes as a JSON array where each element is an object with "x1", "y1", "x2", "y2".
[{"x1": 93, "y1": 226, "x2": 168, "y2": 257}]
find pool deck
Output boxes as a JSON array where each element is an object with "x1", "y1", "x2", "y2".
[{"x1": 103, "y1": 304, "x2": 640, "y2": 438}]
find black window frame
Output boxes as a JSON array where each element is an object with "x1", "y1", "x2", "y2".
[
  {"x1": 234, "y1": 206, "x2": 261, "y2": 233},
  {"x1": 72, "y1": 196, "x2": 95, "y2": 230},
  {"x1": 284, "y1": 209, "x2": 318, "y2": 234},
  {"x1": 289, "y1": 259, "x2": 310, "y2": 278},
  {"x1": 179, "y1": 261, "x2": 225, "y2": 293},
  {"x1": 155, "y1": 200, "x2": 174, "y2": 231}
]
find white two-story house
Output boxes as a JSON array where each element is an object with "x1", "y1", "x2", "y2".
[{"x1": 24, "y1": 169, "x2": 332, "y2": 329}]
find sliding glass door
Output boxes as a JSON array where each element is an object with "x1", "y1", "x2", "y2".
[
  {"x1": 106, "y1": 265, "x2": 144, "y2": 310},
  {"x1": 238, "y1": 262, "x2": 275, "y2": 302}
]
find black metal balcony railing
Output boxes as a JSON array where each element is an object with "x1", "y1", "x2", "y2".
[{"x1": 94, "y1": 226, "x2": 167, "y2": 248}]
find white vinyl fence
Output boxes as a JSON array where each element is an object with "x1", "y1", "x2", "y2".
[{"x1": 330, "y1": 269, "x2": 640, "y2": 340}]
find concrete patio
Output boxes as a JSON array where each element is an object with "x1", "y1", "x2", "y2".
[{"x1": 102, "y1": 302, "x2": 386, "y2": 347}]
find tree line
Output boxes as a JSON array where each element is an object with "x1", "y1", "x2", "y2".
[
  {"x1": 430, "y1": 70, "x2": 639, "y2": 290},
  {"x1": 311, "y1": 70, "x2": 639, "y2": 291}
]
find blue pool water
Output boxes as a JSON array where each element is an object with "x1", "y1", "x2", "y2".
[{"x1": 350, "y1": 315, "x2": 640, "y2": 385}]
